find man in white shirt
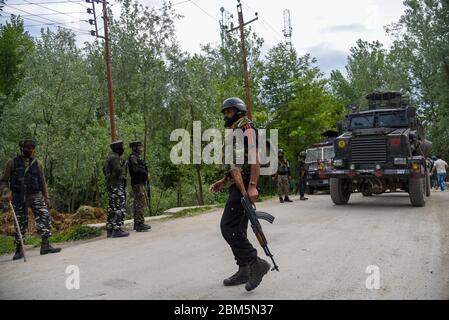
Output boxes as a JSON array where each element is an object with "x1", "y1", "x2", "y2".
[{"x1": 432, "y1": 155, "x2": 448, "y2": 191}]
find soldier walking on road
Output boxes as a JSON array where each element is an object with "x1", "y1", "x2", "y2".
[
  {"x1": 210, "y1": 97, "x2": 271, "y2": 292},
  {"x1": 272, "y1": 149, "x2": 292, "y2": 203},
  {"x1": 128, "y1": 141, "x2": 152, "y2": 232},
  {"x1": 297, "y1": 151, "x2": 309, "y2": 201},
  {"x1": 104, "y1": 141, "x2": 129, "y2": 238},
  {"x1": 0, "y1": 139, "x2": 61, "y2": 260}
]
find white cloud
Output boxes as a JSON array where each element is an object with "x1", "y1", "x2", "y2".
[{"x1": 3, "y1": 0, "x2": 407, "y2": 73}]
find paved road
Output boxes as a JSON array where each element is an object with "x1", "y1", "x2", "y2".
[{"x1": 1, "y1": 191, "x2": 449, "y2": 300}]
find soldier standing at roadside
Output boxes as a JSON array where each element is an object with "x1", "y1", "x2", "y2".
[
  {"x1": 0, "y1": 139, "x2": 61, "y2": 260},
  {"x1": 128, "y1": 141, "x2": 152, "y2": 232},
  {"x1": 104, "y1": 141, "x2": 129, "y2": 238},
  {"x1": 272, "y1": 149, "x2": 292, "y2": 203}
]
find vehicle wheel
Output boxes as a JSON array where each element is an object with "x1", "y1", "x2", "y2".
[
  {"x1": 425, "y1": 171, "x2": 431, "y2": 197},
  {"x1": 409, "y1": 177, "x2": 426, "y2": 207},
  {"x1": 307, "y1": 186, "x2": 315, "y2": 195},
  {"x1": 330, "y1": 178, "x2": 351, "y2": 205}
]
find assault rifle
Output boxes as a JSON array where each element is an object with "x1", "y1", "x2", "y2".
[{"x1": 230, "y1": 169, "x2": 279, "y2": 272}]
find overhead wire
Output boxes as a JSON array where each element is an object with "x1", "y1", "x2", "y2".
[
  {"x1": 240, "y1": 0, "x2": 283, "y2": 44},
  {"x1": 3, "y1": 5, "x2": 89, "y2": 33}
]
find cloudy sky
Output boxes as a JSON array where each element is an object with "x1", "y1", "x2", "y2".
[{"x1": 1, "y1": 0, "x2": 407, "y2": 74}]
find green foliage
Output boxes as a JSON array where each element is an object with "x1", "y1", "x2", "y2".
[
  {"x1": 268, "y1": 53, "x2": 346, "y2": 162},
  {"x1": 0, "y1": 235, "x2": 15, "y2": 255},
  {"x1": 0, "y1": 225, "x2": 102, "y2": 255},
  {"x1": 0, "y1": 15, "x2": 34, "y2": 102},
  {"x1": 4, "y1": 0, "x2": 444, "y2": 218},
  {"x1": 330, "y1": 0, "x2": 448, "y2": 159},
  {"x1": 329, "y1": 39, "x2": 411, "y2": 109},
  {"x1": 51, "y1": 225, "x2": 102, "y2": 242}
]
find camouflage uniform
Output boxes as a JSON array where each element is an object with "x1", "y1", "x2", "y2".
[
  {"x1": 104, "y1": 150, "x2": 127, "y2": 232},
  {"x1": 131, "y1": 185, "x2": 145, "y2": 225},
  {"x1": 0, "y1": 157, "x2": 53, "y2": 245},
  {"x1": 276, "y1": 159, "x2": 291, "y2": 198},
  {"x1": 128, "y1": 149, "x2": 149, "y2": 226},
  {"x1": 106, "y1": 184, "x2": 126, "y2": 231}
]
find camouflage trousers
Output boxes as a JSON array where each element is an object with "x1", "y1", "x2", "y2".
[
  {"x1": 132, "y1": 184, "x2": 145, "y2": 225},
  {"x1": 277, "y1": 175, "x2": 290, "y2": 197},
  {"x1": 106, "y1": 184, "x2": 126, "y2": 231},
  {"x1": 12, "y1": 194, "x2": 52, "y2": 245}
]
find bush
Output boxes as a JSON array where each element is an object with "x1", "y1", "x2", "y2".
[{"x1": 0, "y1": 225, "x2": 102, "y2": 255}]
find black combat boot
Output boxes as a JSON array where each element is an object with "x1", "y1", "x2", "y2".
[
  {"x1": 284, "y1": 196, "x2": 293, "y2": 202},
  {"x1": 245, "y1": 257, "x2": 271, "y2": 292},
  {"x1": 300, "y1": 196, "x2": 309, "y2": 201},
  {"x1": 223, "y1": 265, "x2": 250, "y2": 286},
  {"x1": 106, "y1": 229, "x2": 113, "y2": 238},
  {"x1": 12, "y1": 244, "x2": 24, "y2": 260},
  {"x1": 112, "y1": 229, "x2": 130, "y2": 238},
  {"x1": 135, "y1": 223, "x2": 152, "y2": 232},
  {"x1": 279, "y1": 196, "x2": 284, "y2": 203},
  {"x1": 40, "y1": 236, "x2": 62, "y2": 255}
]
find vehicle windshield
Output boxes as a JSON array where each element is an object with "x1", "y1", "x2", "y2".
[
  {"x1": 323, "y1": 146, "x2": 335, "y2": 161},
  {"x1": 378, "y1": 112, "x2": 408, "y2": 127},
  {"x1": 305, "y1": 148, "x2": 321, "y2": 163},
  {"x1": 350, "y1": 115, "x2": 374, "y2": 129}
]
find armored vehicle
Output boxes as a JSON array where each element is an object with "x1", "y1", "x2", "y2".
[
  {"x1": 305, "y1": 131, "x2": 338, "y2": 194},
  {"x1": 329, "y1": 91, "x2": 432, "y2": 207}
]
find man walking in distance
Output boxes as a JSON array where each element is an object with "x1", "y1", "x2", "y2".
[
  {"x1": 297, "y1": 151, "x2": 309, "y2": 200},
  {"x1": 104, "y1": 141, "x2": 129, "y2": 238},
  {"x1": 431, "y1": 155, "x2": 448, "y2": 192},
  {"x1": 0, "y1": 139, "x2": 61, "y2": 260},
  {"x1": 128, "y1": 141, "x2": 152, "y2": 232},
  {"x1": 272, "y1": 149, "x2": 292, "y2": 203},
  {"x1": 210, "y1": 97, "x2": 271, "y2": 292}
]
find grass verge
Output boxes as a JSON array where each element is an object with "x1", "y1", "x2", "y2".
[{"x1": 0, "y1": 225, "x2": 102, "y2": 255}]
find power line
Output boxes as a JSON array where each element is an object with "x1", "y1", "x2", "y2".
[
  {"x1": 25, "y1": 19, "x2": 84, "y2": 27},
  {"x1": 16, "y1": 11, "x2": 85, "y2": 17},
  {"x1": 6, "y1": 0, "x2": 86, "y2": 4},
  {"x1": 3, "y1": 6, "x2": 89, "y2": 33},
  {"x1": 187, "y1": 0, "x2": 216, "y2": 22},
  {"x1": 240, "y1": 0, "x2": 283, "y2": 43},
  {"x1": 2, "y1": 11, "x2": 90, "y2": 35},
  {"x1": 68, "y1": 0, "x2": 90, "y2": 9},
  {"x1": 22, "y1": 0, "x2": 85, "y2": 21}
]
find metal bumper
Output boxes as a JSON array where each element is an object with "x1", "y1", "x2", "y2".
[
  {"x1": 328, "y1": 168, "x2": 422, "y2": 179},
  {"x1": 307, "y1": 178, "x2": 329, "y2": 187}
]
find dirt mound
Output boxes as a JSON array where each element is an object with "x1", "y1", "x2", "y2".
[{"x1": 0, "y1": 206, "x2": 106, "y2": 236}]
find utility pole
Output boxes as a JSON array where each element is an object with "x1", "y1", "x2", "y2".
[
  {"x1": 87, "y1": 0, "x2": 116, "y2": 142},
  {"x1": 226, "y1": 0, "x2": 258, "y2": 120},
  {"x1": 283, "y1": 9, "x2": 293, "y2": 51}
]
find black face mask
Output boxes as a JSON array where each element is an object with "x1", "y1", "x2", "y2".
[
  {"x1": 134, "y1": 147, "x2": 142, "y2": 155},
  {"x1": 224, "y1": 113, "x2": 241, "y2": 128},
  {"x1": 114, "y1": 147, "x2": 124, "y2": 156},
  {"x1": 21, "y1": 148, "x2": 34, "y2": 158}
]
